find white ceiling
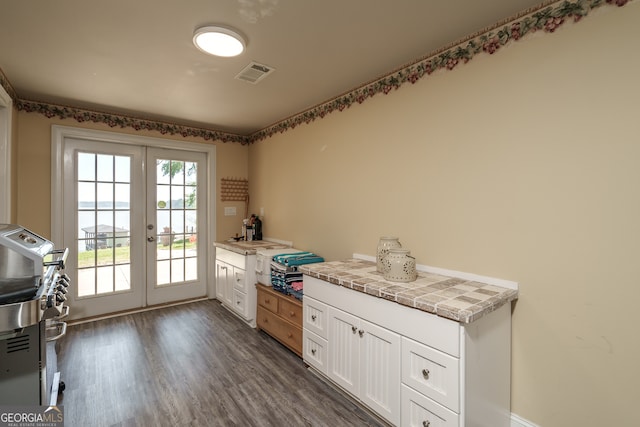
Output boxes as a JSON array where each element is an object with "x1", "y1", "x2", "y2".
[{"x1": 0, "y1": 0, "x2": 546, "y2": 136}]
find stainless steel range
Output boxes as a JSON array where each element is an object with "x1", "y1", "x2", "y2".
[{"x1": 0, "y1": 224, "x2": 70, "y2": 406}]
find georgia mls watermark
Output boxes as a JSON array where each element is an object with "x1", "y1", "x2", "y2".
[{"x1": 0, "y1": 406, "x2": 64, "y2": 427}]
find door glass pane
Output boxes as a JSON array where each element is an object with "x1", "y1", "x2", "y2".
[
  {"x1": 96, "y1": 154, "x2": 113, "y2": 182},
  {"x1": 154, "y1": 158, "x2": 198, "y2": 286},
  {"x1": 77, "y1": 151, "x2": 132, "y2": 297}
]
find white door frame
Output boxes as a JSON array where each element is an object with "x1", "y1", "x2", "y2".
[
  {"x1": 51, "y1": 125, "x2": 217, "y2": 307},
  {"x1": 0, "y1": 85, "x2": 12, "y2": 224}
]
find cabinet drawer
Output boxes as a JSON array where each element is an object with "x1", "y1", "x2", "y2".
[
  {"x1": 279, "y1": 298, "x2": 302, "y2": 327},
  {"x1": 303, "y1": 297, "x2": 328, "y2": 339},
  {"x1": 232, "y1": 268, "x2": 247, "y2": 292},
  {"x1": 402, "y1": 337, "x2": 460, "y2": 413},
  {"x1": 257, "y1": 306, "x2": 302, "y2": 356},
  {"x1": 401, "y1": 384, "x2": 458, "y2": 427},
  {"x1": 233, "y1": 289, "x2": 249, "y2": 319},
  {"x1": 303, "y1": 329, "x2": 327, "y2": 375},
  {"x1": 216, "y1": 248, "x2": 246, "y2": 269},
  {"x1": 257, "y1": 288, "x2": 279, "y2": 313}
]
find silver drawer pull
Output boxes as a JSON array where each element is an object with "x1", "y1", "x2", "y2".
[
  {"x1": 423, "y1": 421, "x2": 430, "y2": 427},
  {"x1": 422, "y1": 368, "x2": 430, "y2": 379}
]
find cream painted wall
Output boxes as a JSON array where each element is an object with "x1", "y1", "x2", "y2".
[
  {"x1": 11, "y1": 105, "x2": 17, "y2": 222},
  {"x1": 14, "y1": 113, "x2": 249, "y2": 240},
  {"x1": 249, "y1": 4, "x2": 640, "y2": 427}
]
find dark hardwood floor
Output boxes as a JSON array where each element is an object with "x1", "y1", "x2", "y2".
[{"x1": 57, "y1": 299, "x2": 387, "y2": 427}]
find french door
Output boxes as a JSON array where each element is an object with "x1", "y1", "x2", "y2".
[
  {"x1": 57, "y1": 133, "x2": 211, "y2": 319},
  {"x1": 145, "y1": 148, "x2": 207, "y2": 305}
]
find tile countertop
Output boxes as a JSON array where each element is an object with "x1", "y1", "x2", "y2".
[
  {"x1": 299, "y1": 258, "x2": 518, "y2": 324},
  {"x1": 214, "y1": 240, "x2": 290, "y2": 256}
]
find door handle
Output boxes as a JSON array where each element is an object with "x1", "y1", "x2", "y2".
[{"x1": 147, "y1": 236, "x2": 155, "y2": 242}]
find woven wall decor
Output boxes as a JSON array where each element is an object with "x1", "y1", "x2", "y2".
[{"x1": 221, "y1": 178, "x2": 249, "y2": 202}]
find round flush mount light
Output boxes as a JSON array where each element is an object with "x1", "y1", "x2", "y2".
[{"x1": 193, "y1": 26, "x2": 246, "y2": 57}]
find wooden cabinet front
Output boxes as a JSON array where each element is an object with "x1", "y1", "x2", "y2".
[{"x1": 256, "y1": 283, "x2": 302, "y2": 357}]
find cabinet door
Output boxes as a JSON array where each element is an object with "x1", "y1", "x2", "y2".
[
  {"x1": 360, "y1": 319, "x2": 401, "y2": 426},
  {"x1": 327, "y1": 306, "x2": 360, "y2": 396},
  {"x1": 215, "y1": 260, "x2": 233, "y2": 307}
]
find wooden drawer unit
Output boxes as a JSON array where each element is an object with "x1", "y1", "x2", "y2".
[
  {"x1": 256, "y1": 283, "x2": 303, "y2": 357},
  {"x1": 279, "y1": 297, "x2": 302, "y2": 324},
  {"x1": 257, "y1": 287, "x2": 279, "y2": 313}
]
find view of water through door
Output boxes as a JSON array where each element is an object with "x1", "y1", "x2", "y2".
[
  {"x1": 146, "y1": 148, "x2": 207, "y2": 305},
  {"x1": 76, "y1": 151, "x2": 134, "y2": 297},
  {"x1": 59, "y1": 135, "x2": 210, "y2": 319}
]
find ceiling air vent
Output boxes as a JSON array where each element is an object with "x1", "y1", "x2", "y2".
[{"x1": 235, "y1": 61, "x2": 275, "y2": 84}]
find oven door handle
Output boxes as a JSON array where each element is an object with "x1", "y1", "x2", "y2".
[{"x1": 46, "y1": 321, "x2": 67, "y2": 342}]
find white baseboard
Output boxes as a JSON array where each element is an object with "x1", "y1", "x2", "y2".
[{"x1": 512, "y1": 413, "x2": 539, "y2": 427}]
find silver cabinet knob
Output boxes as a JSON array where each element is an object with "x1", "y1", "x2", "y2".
[
  {"x1": 351, "y1": 326, "x2": 357, "y2": 333},
  {"x1": 423, "y1": 421, "x2": 430, "y2": 427},
  {"x1": 311, "y1": 314, "x2": 317, "y2": 321},
  {"x1": 311, "y1": 349, "x2": 316, "y2": 355},
  {"x1": 147, "y1": 236, "x2": 155, "y2": 242},
  {"x1": 358, "y1": 330, "x2": 364, "y2": 337},
  {"x1": 422, "y1": 368, "x2": 430, "y2": 379}
]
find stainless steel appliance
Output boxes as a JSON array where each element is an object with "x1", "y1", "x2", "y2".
[{"x1": 0, "y1": 224, "x2": 70, "y2": 406}]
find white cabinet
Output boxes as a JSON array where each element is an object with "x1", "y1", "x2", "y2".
[
  {"x1": 304, "y1": 300, "x2": 401, "y2": 425},
  {"x1": 215, "y1": 248, "x2": 257, "y2": 327},
  {"x1": 401, "y1": 384, "x2": 458, "y2": 427},
  {"x1": 402, "y1": 337, "x2": 459, "y2": 413},
  {"x1": 302, "y1": 296, "x2": 329, "y2": 374},
  {"x1": 303, "y1": 275, "x2": 512, "y2": 427}
]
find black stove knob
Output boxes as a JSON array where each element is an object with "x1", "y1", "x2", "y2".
[
  {"x1": 57, "y1": 285, "x2": 68, "y2": 294},
  {"x1": 57, "y1": 278, "x2": 69, "y2": 288},
  {"x1": 56, "y1": 293, "x2": 67, "y2": 303}
]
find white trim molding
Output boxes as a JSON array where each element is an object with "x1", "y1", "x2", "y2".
[{"x1": 0, "y1": 84, "x2": 12, "y2": 223}]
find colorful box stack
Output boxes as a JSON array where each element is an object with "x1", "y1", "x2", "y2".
[{"x1": 270, "y1": 252, "x2": 324, "y2": 300}]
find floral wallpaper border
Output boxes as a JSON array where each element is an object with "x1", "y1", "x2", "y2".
[
  {"x1": 14, "y1": 99, "x2": 250, "y2": 144},
  {"x1": 1, "y1": 0, "x2": 630, "y2": 146}
]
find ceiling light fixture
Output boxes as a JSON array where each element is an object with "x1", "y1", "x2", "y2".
[{"x1": 193, "y1": 26, "x2": 246, "y2": 57}]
